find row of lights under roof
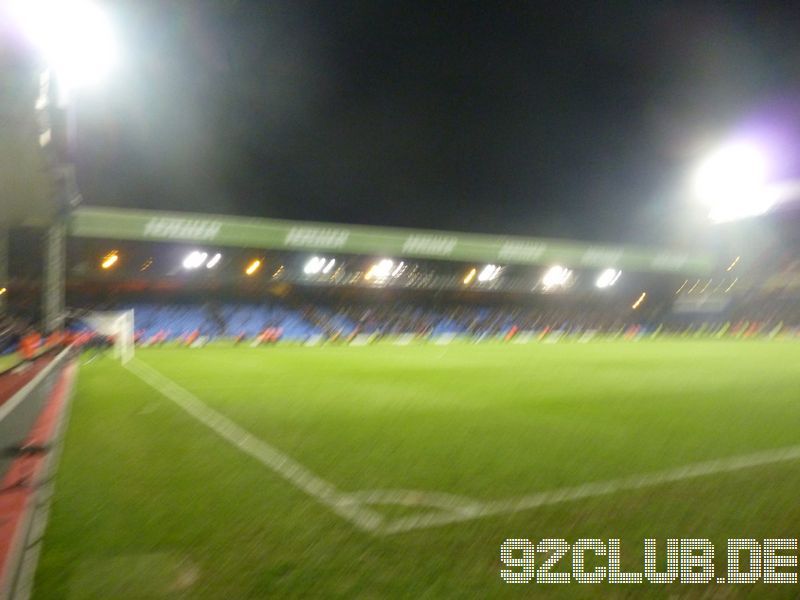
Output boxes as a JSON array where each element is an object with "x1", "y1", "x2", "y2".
[
  {"x1": 100, "y1": 251, "x2": 628, "y2": 290},
  {"x1": 305, "y1": 260, "x2": 623, "y2": 291},
  {"x1": 672, "y1": 256, "x2": 743, "y2": 296},
  {"x1": 100, "y1": 250, "x2": 261, "y2": 275},
  {"x1": 465, "y1": 265, "x2": 622, "y2": 290},
  {"x1": 96, "y1": 251, "x2": 646, "y2": 309},
  {"x1": 675, "y1": 277, "x2": 738, "y2": 295}
]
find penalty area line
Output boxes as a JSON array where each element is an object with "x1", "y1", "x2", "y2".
[
  {"x1": 124, "y1": 359, "x2": 800, "y2": 537},
  {"x1": 381, "y1": 444, "x2": 800, "y2": 534},
  {"x1": 124, "y1": 359, "x2": 384, "y2": 533}
]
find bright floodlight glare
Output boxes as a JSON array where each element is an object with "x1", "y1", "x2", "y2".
[
  {"x1": 100, "y1": 251, "x2": 118, "y2": 269},
  {"x1": 375, "y1": 259, "x2": 394, "y2": 277},
  {"x1": 322, "y1": 258, "x2": 336, "y2": 274},
  {"x1": 477, "y1": 264, "x2": 500, "y2": 282},
  {"x1": 693, "y1": 142, "x2": 774, "y2": 223},
  {"x1": 303, "y1": 256, "x2": 325, "y2": 275},
  {"x1": 542, "y1": 265, "x2": 572, "y2": 290},
  {"x1": 595, "y1": 268, "x2": 621, "y2": 289},
  {"x1": 245, "y1": 259, "x2": 262, "y2": 275},
  {"x1": 10, "y1": 0, "x2": 118, "y2": 90},
  {"x1": 366, "y1": 259, "x2": 394, "y2": 281},
  {"x1": 206, "y1": 253, "x2": 222, "y2": 269},
  {"x1": 391, "y1": 261, "x2": 406, "y2": 277},
  {"x1": 632, "y1": 291, "x2": 647, "y2": 309},
  {"x1": 182, "y1": 251, "x2": 207, "y2": 270}
]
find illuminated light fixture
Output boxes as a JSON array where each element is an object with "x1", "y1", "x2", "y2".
[
  {"x1": 724, "y1": 278, "x2": 738, "y2": 293},
  {"x1": 9, "y1": 0, "x2": 119, "y2": 91},
  {"x1": 101, "y1": 251, "x2": 118, "y2": 269},
  {"x1": 391, "y1": 261, "x2": 406, "y2": 277},
  {"x1": 699, "y1": 279, "x2": 712, "y2": 294},
  {"x1": 0, "y1": 287, "x2": 6, "y2": 296},
  {"x1": 245, "y1": 259, "x2": 262, "y2": 276},
  {"x1": 182, "y1": 250, "x2": 208, "y2": 270},
  {"x1": 322, "y1": 258, "x2": 336, "y2": 274},
  {"x1": 140, "y1": 257, "x2": 153, "y2": 271},
  {"x1": 366, "y1": 259, "x2": 395, "y2": 281},
  {"x1": 206, "y1": 253, "x2": 222, "y2": 269},
  {"x1": 304, "y1": 256, "x2": 326, "y2": 275},
  {"x1": 675, "y1": 279, "x2": 688, "y2": 294},
  {"x1": 463, "y1": 268, "x2": 477, "y2": 285},
  {"x1": 632, "y1": 292, "x2": 647, "y2": 310},
  {"x1": 726, "y1": 256, "x2": 740, "y2": 272},
  {"x1": 595, "y1": 268, "x2": 622, "y2": 289},
  {"x1": 541, "y1": 265, "x2": 571, "y2": 290},
  {"x1": 693, "y1": 142, "x2": 774, "y2": 223},
  {"x1": 477, "y1": 264, "x2": 501, "y2": 282}
]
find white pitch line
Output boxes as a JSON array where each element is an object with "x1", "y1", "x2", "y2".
[
  {"x1": 341, "y1": 489, "x2": 483, "y2": 516},
  {"x1": 125, "y1": 359, "x2": 800, "y2": 537},
  {"x1": 125, "y1": 359, "x2": 384, "y2": 533},
  {"x1": 381, "y1": 444, "x2": 800, "y2": 534}
]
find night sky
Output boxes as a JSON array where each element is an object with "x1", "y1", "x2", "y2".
[{"x1": 73, "y1": 1, "x2": 800, "y2": 246}]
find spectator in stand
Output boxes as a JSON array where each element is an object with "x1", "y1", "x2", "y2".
[
  {"x1": 185, "y1": 329, "x2": 200, "y2": 347},
  {"x1": 19, "y1": 328, "x2": 41, "y2": 365}
]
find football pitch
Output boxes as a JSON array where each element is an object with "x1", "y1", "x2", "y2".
[{"x1": 33, "y1": 340, "x2": 800, "y2": 598}]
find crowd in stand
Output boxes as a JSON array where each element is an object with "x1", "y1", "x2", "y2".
[
  {"x1": 124, "y1": 299, "x2": 800, "y2": 343},
  {"x1": 726, "y1": 293, "x2": 800, "y2": 330},
  {"x1": 302, "y1": 303, "x2": 633, "y2": 339},
  {"x1": 2, "y1": 287, "x2": 799, "y2": 358},
  {"x1": 0, "y1": 314, "x2": 72, "y2": 371}
]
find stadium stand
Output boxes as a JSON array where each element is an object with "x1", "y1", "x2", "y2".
[{"x1": 51, "y1": 292, "x2": 798, "y2": 347}]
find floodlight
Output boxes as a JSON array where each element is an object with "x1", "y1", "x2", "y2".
[
  {"x1": 632, "y1": 292, "x2": 647, "y2": 309},
  {"x1": 463, "y1": 268, "x2": 477, "y2": 285},
  {"x1": 245, "y1": 259, "x2": 262, "y2": 276},
  {"x1": 366, "y1": 259, "x2": 394, "y2": 281},
  {"x1": 693, "y1": 142, "x2": 774, "y2": 223},
  {"x1": 182, "y1": 251, "x2": 207, "y2": 270},
  {"x1": 322, "y1": 258, "x2": 336, "y2": 274},
  {"x1": 375, "y1": 259, "x2": 394, "y2": 277},
  {"x1": 206, "y1": 253, "x2": 222, "y2": 268},
  {"x1": 542, "y1": 265, "x2": 571, "y2": 290},
  {"x1": 595, "y1": 268, "x2": 621, "y2": 289},
  {"x1": 100, "y1": 251, "x2": 118, "y2": 269},
  {"x1": 304, "y1": 256, "x2": 325, "y2": 275},
  {"x1": 0, "y1": 287, "x2": 7, "y2": 296},
  {"x1": 477, "y1": 264, "x2": 501, "y2": 282},
  {"x1": 9, "y1": 0, "x2": 118, "y2": 91}
]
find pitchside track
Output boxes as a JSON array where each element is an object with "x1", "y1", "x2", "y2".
[{"x1": 32, "y1": 340, "x2": 800, "y2": 598}]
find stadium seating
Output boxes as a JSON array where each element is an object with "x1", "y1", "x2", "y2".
[
  {"x1": 59, "y1": 292, "x2": 800, "y2": 346},
  {"x1": 121, "y1": 302, "x2": 321, "y2": 341}
]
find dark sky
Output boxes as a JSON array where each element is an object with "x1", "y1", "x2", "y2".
[{"x1": 73, "y1": 0, "x2": 800, "y2": 245}]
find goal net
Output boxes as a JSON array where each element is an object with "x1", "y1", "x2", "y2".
[{"x1": 79, "y1": 310, "x2": 135, "y2": 364}]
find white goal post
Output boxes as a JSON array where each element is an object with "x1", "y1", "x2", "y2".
[{"x1": 79, "y1": 310, "x2": 135, "y2": 364}]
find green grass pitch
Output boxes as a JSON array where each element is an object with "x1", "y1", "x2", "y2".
[
  {"x1": 0, "y1": 353, "x2": 21, "y2": 373},
  {"x1": 32, "y1": 340, "x2": 800, "y2": 598}
]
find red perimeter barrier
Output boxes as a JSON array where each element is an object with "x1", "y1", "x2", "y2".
[
  {"x1": 0, "y1": 360, "x2": 76, "y2": 597},
  {"x1": 0, "y1": 355, "x2": 57, "y2": 409}
]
